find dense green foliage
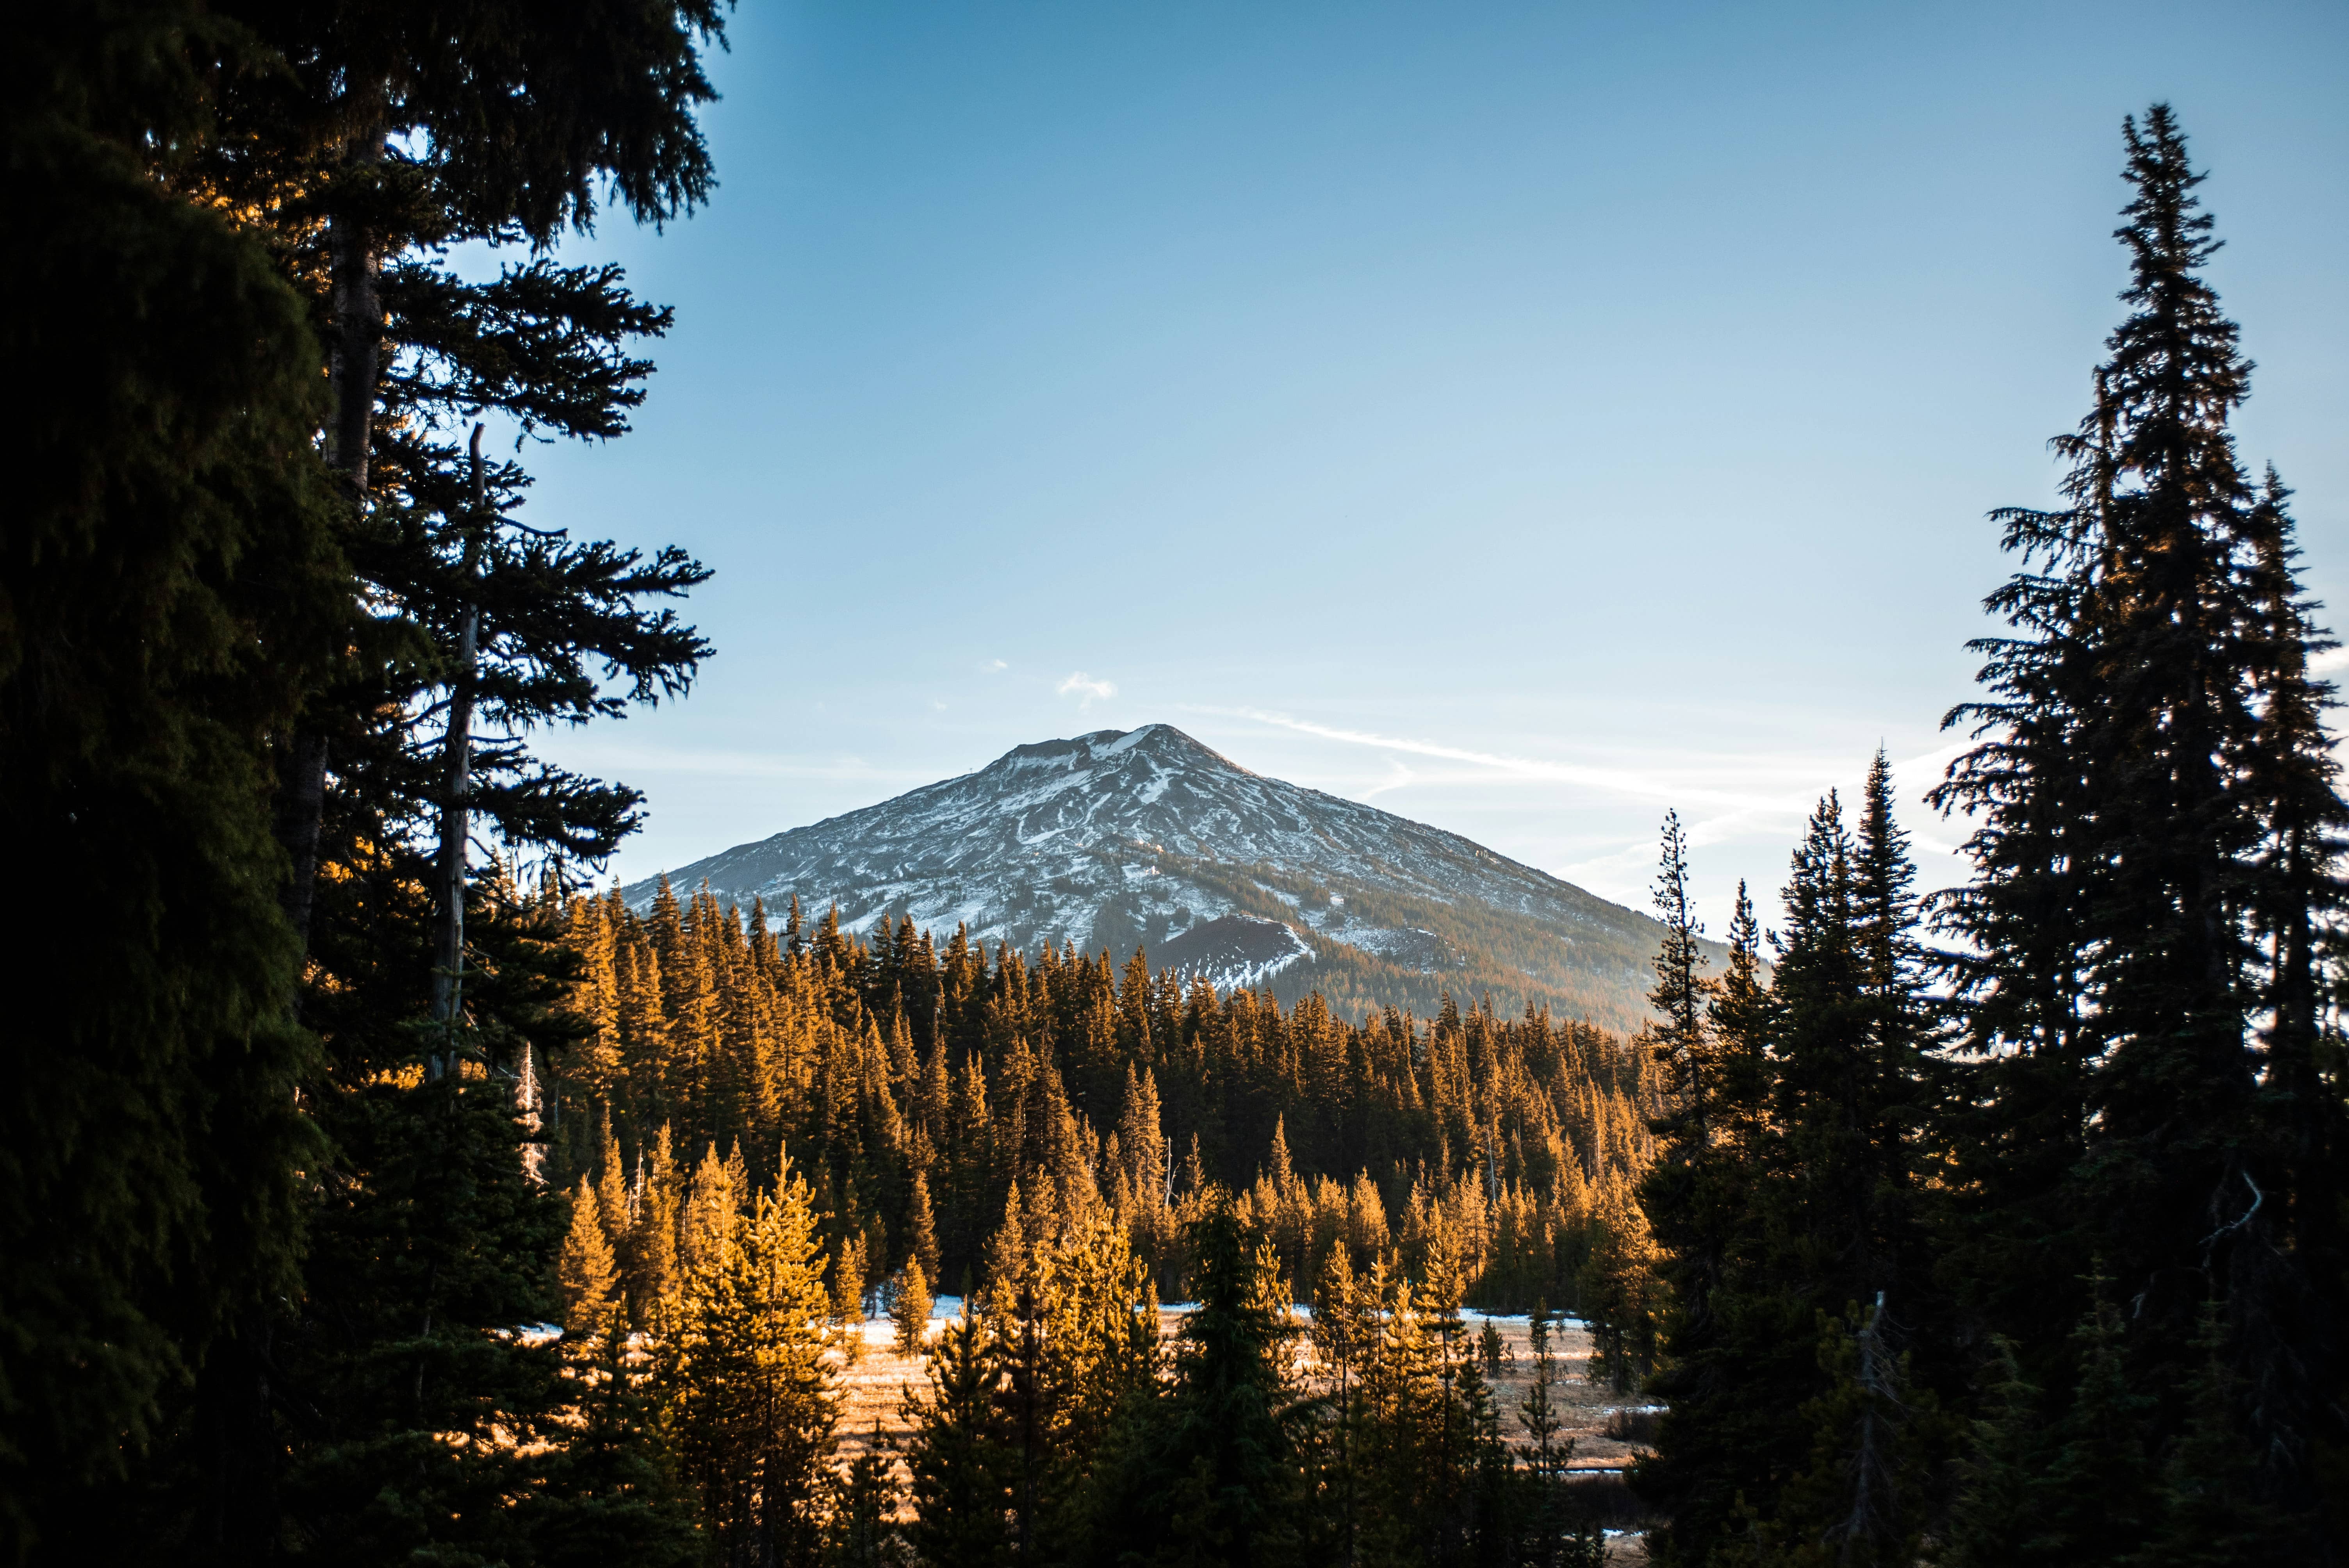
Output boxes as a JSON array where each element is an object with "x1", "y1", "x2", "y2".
[
  {"x1": 2, "y1": 0, "x2": 725, "y2": 1560},
  {"x1": 1630, "y1": 107, "x2": 2348, "y2": 1567},
  {"x1": 3, "y1": 3, "x2": 344, "y2": 1551},
  {"x1": 1633, "y1": 767, "x2": 1946, "y2": 1566},
  {"x1": 877, "y1": 1197, "x2": 1620, "y2": 1568}
]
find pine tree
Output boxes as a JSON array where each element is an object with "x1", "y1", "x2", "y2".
[
  {"x1": 3, "y1": 6, "x2": 344, "y2": 1550},
  {"x1": 597, "y1": 1115, "x2": 636, "y2": 1283},
  {"x1": 634, "y1": 1126, "x2": 683, "y2": 1319},
  {"x1": 982, "y1": 1212, "x2": 1158, "y2": 1560},
  {"x1": 21, "y1": 0, "x2": 740, "y2": 1548},
  {"x1": 984, "y1": 1180, "x2": 1031, "y2": 1309},
  {"x1": 184, "y1": 22, "x2": 731, "y2": 1544},
  {"x1": 1636, "y1": 780, "x2": 1936, "y2": 1566},
  {"x1": 2234, "y1": 466, "x2": 2349, "y2": 1519},
  {"x1": 1450, "y1": 1317, "x2": 1515, "y2": 1564},
  {"x1": 209, "y1": 0, "x2": 731, "y2": 957},
  {"x1": 682, "y1": 1139, "x2": 742, "y2": 1281},
  {"x1": 1745, "y1": 792, "x2": 1937, "y2": 1554},
  {"x1": 1930, "y1": 105, "x2": 2349, "y2": 1541},
  {"x1": 1302, "y1": 1245, "x2": 1372, "y2": 1568},
  {"x1": 895, "y1": 1258, "x2": 936, "y2": 1357},
  {"x1": 825, "y1": 1424, "x2": 905, "y2": 1568},
  {"x1": 903, "y1": 1311, "x2": 1013, "y2": 1568},
  {"x1": 1755, "y1": 1295, "x2": 1934, "y2": 1568},
  {"x1": 1644, "y1": 811, "x2": 1714, "y2": 1140},
  {"x1": 2027, "y1": 1290, "x2": 2159, "y2": 1565},
  {"x1": 1941, "y1": 1338, "x2": 2045, "y2": 1568},
  {"x1": 1577, "y1": 1170, "x2": 1661, "y2": 1393},
  {"x1": 1359, "y1": 1263, "x2": 1463, "y2": 1566},
  {"x1": 1518, "y1": 1303, "x2": 1573, "y2": 1480},
  {"x1": 274, "y1": 1076, "x2": 622, "y2": 1567},
  {"x1": 1516, "y1": 1303, "x2": 1605, "y2": 1568},
  {"x1": 909, "y1": 1172, "x2": 943, "y2": 1283},
  {"x1": 836, "y1": 1233, "x2": 871, "y2": 1328},
  {"x1": 2126, "y1": 1298, "x2": 2292, "y2": 1566},
  {"x1": 2049, "y1": 102, "x2": 2272, "y2": 1436},
  {"x1": 533, "y1": 1317, "x2": 702, "y2": 1568},
  {"x1": 669, "y1": 1156, "x2": 842, "y2": 1568},
  {"x1": 560, "y1": 1177, "x2": 622, "y2": 1333},
  {"x1": 1635, "y1": 823, "x2": 1759, "y2": 1557},
  {"x1": 1096, "y1": 1201, "x2": 1297, "y2": 1567}
]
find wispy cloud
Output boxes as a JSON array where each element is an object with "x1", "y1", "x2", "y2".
[
  {"x1": 981, "y1": 658, "x2": 1009, "y2": 673},
  {"x1": 1057, "y1": 671, "x2": 1117, "y2": 707},
  {"x1": 1199, "y1": 706, "x2": 1798, "y2": 815},
  {"x1": 2311, "y1": 645, "x2": 2349, "y2": 675},
  {"x1": 1359, "y1": 757, "x2": 1418, "y2": 800},
  {"x1": 1182, "y1": 704, "x2": 1976, "y2": 884}
]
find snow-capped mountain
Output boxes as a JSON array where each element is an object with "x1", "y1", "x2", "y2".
[{"x1": 624, "y1": 724, "x2": 1693, "y2": 1030}]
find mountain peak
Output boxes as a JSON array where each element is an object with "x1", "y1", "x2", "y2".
[
  {"x1": 629, "y1": 724, "x2": 1688, "y2": 1029},
  {"x1": 989, "y1": 723, "x2": 1247, "y2": 777}
]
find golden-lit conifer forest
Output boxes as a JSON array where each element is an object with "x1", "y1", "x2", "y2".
[{"x1": 545, "y1": 884, "x2": 1660, "y2": 1320}]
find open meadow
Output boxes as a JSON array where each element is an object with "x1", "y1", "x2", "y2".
[{"x1": 832, "y1": 1304, "x2": 1656, "y2": 1560}]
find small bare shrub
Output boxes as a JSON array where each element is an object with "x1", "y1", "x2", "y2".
[
  {"x1": 1560, "y1": 1470, "x2": 1648, "y2": 1529},
  {"x1": 1601, "y1": 1405, "x2": 1662, "y2": 1447}
]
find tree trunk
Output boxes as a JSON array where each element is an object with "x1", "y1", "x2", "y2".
[
  {"x1": 323, "y1": 107, "x2": 385, "y2": 503},
  {"x1": 276, "y1": 103, "x2": 385, "y2": 960},
  {"x1": 195, "y1": 1311, "x2": 280, "y2": 1567},
  {"x1": 428, "y1": 425, "x2": 487, "y2": 1073},
  {"x1": 274, "y1": 731, "x2": 329, "y2": 948}
]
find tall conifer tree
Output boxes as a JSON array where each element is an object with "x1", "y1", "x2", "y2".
[
  {"x1": 1931, "y1": 107, "x2": 2349, "y2": 1541},
  {"x1": 2, "y1": 8, "x2": 347, "y2": 1551},
  {"x1": 670, "y1": 1158, "x2": 841, "y2": 1568}
]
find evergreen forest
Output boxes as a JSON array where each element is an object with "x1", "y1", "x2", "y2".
[{"x1": 4, "y1": 3, "x2": 2343, "y2": 1563}]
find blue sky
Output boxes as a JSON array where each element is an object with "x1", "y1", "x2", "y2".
[{"x1": 521, "y1": 0, "x2": 2348, "y2": 934}]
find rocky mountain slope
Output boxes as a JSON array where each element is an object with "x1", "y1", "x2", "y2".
[{"x1": 624, "y1": 724, "x2": 1704, "y2": 1030}]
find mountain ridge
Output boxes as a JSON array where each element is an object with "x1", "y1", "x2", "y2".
[{"x1": 622, "y1": 723, "x2": 1704, "y2": 1030}]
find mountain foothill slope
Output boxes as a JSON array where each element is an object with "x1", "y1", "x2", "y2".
[{"x1": 623, "y1": 724, "x2": 1707, "y2": 1031}]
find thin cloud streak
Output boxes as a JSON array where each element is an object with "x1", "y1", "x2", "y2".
[
  {"x1": 1194, "y1": 704, "x2": 1964, "y2": 825},
  {"x1": 1180, "y1": 704, "x2": 1979, "y2": 908},
  {"x1": 1199, "y1": 705, "x2": 1781, "y2": 809},
  {"x1": 1358, "y1": 757, "x2": 1418, "y2": 800}
]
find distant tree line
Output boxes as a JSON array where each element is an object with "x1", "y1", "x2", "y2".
[
  {"x1": 546, "y1": 885, "x2": 1663, "y2": 1324},
  {"x1": 1075, "y1": 852, "x2": 1681, "y2": 1034}
]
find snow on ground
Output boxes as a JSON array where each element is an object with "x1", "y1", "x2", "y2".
[
  {"x1": 826, "y1": 1301, "x2": 1654, "y2": 1559},
  {"x1": 833, "y1": 1303, "x2": 1649, "y2": 1472}
]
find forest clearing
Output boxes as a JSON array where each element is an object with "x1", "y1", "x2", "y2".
[
  {"x1": 829, "y1": 1305, "x2": 1656, "y2": 1560},
  {"x1": 833, "y1": 1306, "x2": 1648, "y2": 1470}
]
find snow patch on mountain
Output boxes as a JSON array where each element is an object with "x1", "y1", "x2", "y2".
[{"x1": 622, "y1": 724, "x2": 1676, "y2": 1021}]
